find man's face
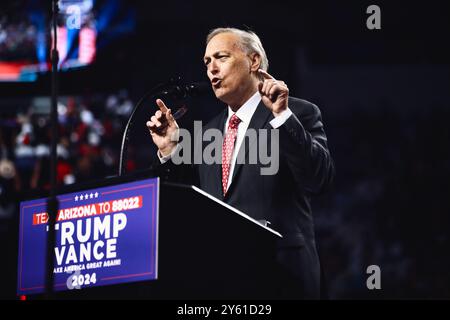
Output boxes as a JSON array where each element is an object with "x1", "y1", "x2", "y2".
[{"x1": 204, "y1": 32, "x2": 256, "y2": 107}]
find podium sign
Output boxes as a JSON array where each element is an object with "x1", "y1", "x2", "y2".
[{"x1": 17, "y1": 177, "x2": 159, "y2": 295}]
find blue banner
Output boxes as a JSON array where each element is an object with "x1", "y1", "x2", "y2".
[{"x1": 17, "y1": 177, "x2": 159, "y2": 295}]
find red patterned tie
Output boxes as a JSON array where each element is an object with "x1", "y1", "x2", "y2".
[{"x1": 222, "y1": 114, "x2": 241, "y2": 196}]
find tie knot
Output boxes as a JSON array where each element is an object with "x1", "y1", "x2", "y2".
[{"x1": 228, "y1": 114, "x2": 241, "y2": 129}]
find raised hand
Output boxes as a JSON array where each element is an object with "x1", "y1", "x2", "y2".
[
  {"x1": 258, "y1": 69, "x2": 289, "y2": 117},
  {"x1": 146, "y1": 99, "x2": 179, "y2": 156}
]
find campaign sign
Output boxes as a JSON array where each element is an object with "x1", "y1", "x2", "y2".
[{"x1": 17, "y1": 177, "x2": 159, "y2": 295}]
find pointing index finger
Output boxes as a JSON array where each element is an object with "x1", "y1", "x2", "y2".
[
  {"x1": 156, "y1": 99, "x2": 169, "y2": 112},
  {"x1": 258, "y1": 69, "x2": 275, "y2": 80}
]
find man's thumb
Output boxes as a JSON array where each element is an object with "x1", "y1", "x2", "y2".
[{"x1": 166, "y1": 109, "x2": 175, "y2": 123}]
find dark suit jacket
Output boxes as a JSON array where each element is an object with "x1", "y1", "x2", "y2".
[{"x1": 159, "y1": 96, "x2": 334, "y2": 299}]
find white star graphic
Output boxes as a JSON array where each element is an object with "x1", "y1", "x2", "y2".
[
  {"x1": 75, "y1": 195, "x2": 79, "y2": 201},
  {"x1": 80, "y1": 195, "x2": 84, "y2": 200}
]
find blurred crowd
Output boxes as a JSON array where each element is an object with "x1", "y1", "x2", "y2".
[
  {"x1": 0, "y1": 90, "x2": 136, "y2": 219},
  {"x1": 0, "y1": 14, "x2": 37, "y2": 61}
]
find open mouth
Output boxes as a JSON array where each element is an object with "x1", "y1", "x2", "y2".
[{"x1": 211, "y1": 77, "x2": 222, "y2": 87}]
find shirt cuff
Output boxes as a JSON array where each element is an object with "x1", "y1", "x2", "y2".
[
  {"x1": 157, "y1": 144, "x2": 181, "y2": 164},
  {"x1": 269, "y1": 107, "x2": 293, "y2": 128}
]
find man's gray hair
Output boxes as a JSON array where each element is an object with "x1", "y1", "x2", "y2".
[{"x1": 206, "y1": 27, "x2": 269, "y2": 72}]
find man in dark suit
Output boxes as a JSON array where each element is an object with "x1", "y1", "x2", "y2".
[{"x1": 147, "y1": 28, "x2": 334, "y2": 299}]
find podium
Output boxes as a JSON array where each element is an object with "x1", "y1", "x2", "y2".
[
  {"x1": 140, "y1": 182, "x2": 281, "y2": 299},
  {"x1": 24, "y1": 172, "x2": 282, "y2": 299}
]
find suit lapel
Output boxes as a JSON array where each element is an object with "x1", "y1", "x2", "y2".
[{"x1": 225, "y1": 101, "x2": 273, "y2": 198}]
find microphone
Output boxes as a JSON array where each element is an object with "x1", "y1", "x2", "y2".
[{"x1": 161, "y1": 82, "x2": 211, "y2": 99}]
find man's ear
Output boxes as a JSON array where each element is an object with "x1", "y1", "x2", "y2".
[{"x1": 249, "y1": 53, "x2": 262, "y2": 72}]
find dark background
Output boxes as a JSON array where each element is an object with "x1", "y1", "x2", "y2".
[{"x1": 1, "y1": 0, "x2": 450, "y2": 299}]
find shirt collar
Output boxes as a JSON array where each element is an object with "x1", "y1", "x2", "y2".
[{"x1": 227, "y1": 91, "x2": 261, "y2": 124}]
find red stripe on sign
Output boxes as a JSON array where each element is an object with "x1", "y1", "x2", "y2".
[{"x1": 32, "y1": 212, "x2": 48, "y2": 225}]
